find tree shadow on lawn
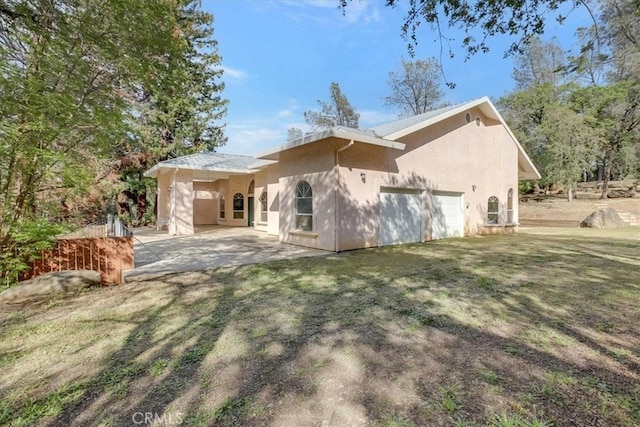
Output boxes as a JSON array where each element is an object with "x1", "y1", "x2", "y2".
[{"x1": 13, "y1": 233, "x2": 639, "y2": 426}]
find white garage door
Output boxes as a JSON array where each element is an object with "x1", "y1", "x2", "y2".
[
  {"x1": 432, "y1": 192, "x2": 464, "y2": 240},
  {"x1": 380, "y1": 188, "x2": 422, "y2": 246}
]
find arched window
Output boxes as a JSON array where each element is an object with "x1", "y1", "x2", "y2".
[
  {"x1": 233, "y1": 193, "x2": 244, "y2": 219},
  {"x1": 488, "y1": 196, "x2": 499, "y2": 224},
  {"x1": 507, "y1": 189, "x2": 514, "y2": 223},
  {"x1": 219, "y1": 194, "x2": 225, "y2": 220},
  {"x1": 259, "y1": 191, "x2": 268, "y2": 222},
  {"x1": 295, "y1": 181, "x2": 313, "y2": 231},
  {"x1": 248, "y1": 179, "x2": 255, "y2": 195}
]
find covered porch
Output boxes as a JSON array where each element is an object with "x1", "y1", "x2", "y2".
[{"x1": 144, "y1": 153, "x2": 258, "y2": 235}]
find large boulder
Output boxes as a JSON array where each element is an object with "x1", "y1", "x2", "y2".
[
  {"x1": 0, "y1": 270, "x2": 101, "y2": 304},
  {"x1": 580, "y1": 207, "x2": 628, "y2": 229}
]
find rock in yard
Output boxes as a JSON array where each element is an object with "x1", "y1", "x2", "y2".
[
  {"x1": 0, "y1": 270, "x2": 101, "y2": 304},
  {"x1": 579, "y1": 207, "x2": 628, "y2": 229}
]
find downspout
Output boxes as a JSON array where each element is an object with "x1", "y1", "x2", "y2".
[{"x1": 335, "y1": 140, "x2": 355, "y2": 252}]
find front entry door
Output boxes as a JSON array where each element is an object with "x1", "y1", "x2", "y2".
[{"x1": 248, "y1": 196, "x2": 254, "y2": 226}]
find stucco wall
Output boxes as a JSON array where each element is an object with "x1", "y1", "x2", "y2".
[
  {"x1": 156, "y1": 171, "x2": 171, "y2": 231},
  {"x1": 336, "y1": 107, "x2": 520, "y2": 250},
  {"x1": 394, "y1": 107, "x2": 519, "y2": 234},
  {"x1": 153, "y1": 106, "x2": 522, "y2": 246},
  {"x1": 217, "y1": 180, "x2": 228, "y2": 224},
  {"x1": 171, "y1": 169, "x2": 194, "y2": 235},
  {"x1": 220, "y1": 175, "x2": 255, "y2": 227},
  {"x1": 276, "y1": 140, "x2": 342, "y2": 251},
  {"x1": 254, "y1": 165, "x2": 281, "y2": 235},
  {"x1": 193, "y1": 181, "x2": 218, "y2": 225},
  {"x1": 253, "y1": 171, "x2": 268, "y2": 232}
]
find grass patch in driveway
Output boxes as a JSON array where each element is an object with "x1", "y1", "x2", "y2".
[{"x1": 0, "y1": 228, "x2": 639, "y2": 426}]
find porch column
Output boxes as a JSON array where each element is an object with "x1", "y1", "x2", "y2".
[
  {"x1": 157, "y1": 172, "x2": 171, "y2": 231},
  {"x1": 170, "y1": 169, "x2": 194, "y2": 235}
]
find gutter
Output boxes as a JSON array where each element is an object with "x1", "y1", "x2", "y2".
[{"x1": 334, "y1": 140, "x2": 355, "y2": 252}]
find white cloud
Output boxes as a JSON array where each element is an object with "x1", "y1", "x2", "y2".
[
  {"x1": 220, "y1": 66, "x2": 249, "y2": 83},
  {"x1": 223, "y1": 125, "x2": 283, "y2": 156},
  {"x1": 281, "y1": 0, "x2": 336, "y2": 9},
  {"x1": 358, "y1": 109, "x2": 399, "y2": 128},
  {"x1": 224, "y1": 116, "x2": 293, "y2": 155},
  {"x1": 222, "y1": 108, "x2": 399, "y2": 156},
  {"x1": 277, "y1": 109, "x2": 295, "y2": 118},
  {"x1": 341, "y1": 1, "x2": 382, "y2": 24},
  {"x1": 276, "y1": 99, "x2": 303, "y2": 118},
  {"x1": 222, "y1": 105, "x2": 314, "y2": 156},
  {"x1": 278, "y1": 0, "x2": 383, "y2": 27}
]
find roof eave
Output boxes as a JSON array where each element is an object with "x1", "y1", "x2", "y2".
[
  {"x1": 384, "y1": 96, "x2": 492, "y2": 140},
  {"x1": 333, "y1": 128, "x2": 406, "y2": 150},
  {"x1": 248, "y1": 159, "x2": 279, "y2": 169},
  {"x1": 255, "y1": 127, "x2": 405, "y2": 160},
  {"x1": 519, "y1": 169, "x2": 542, "y2": 181},
  {"x1": 143, "y1": 164, "x2": 161, "y2": 178},
  {"x1": 144, "y1": 164, "x2": 255, "y2": 178}
]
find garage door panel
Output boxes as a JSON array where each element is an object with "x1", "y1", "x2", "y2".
[
  {"x1": 432, "y1": 193, "x2": 463, "y2": 240},
  {"x1": 380, "y1": 190, "x2": 422, "y2": 246}
]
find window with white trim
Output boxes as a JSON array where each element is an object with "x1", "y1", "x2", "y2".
[
  {"x1": 507, "y1": 189, "x2": 514, "y2": 223},
  {"x1": 233, "y1": 193, "x2": 244, "y2": 219},
  {"x1": 259, "y1": 191, "x2": 268, "y2": 222},
  {"x1": 219, "y1": 194, "x2": 225, "y2": 219},
  {"x1": 295, "y1": 181, "x2": 313, "y2": 231},
  {"x1": 488, "y1": 196, "x2": 499, "y2": 224}
]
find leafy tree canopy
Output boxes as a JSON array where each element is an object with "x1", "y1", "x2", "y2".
[
  {"x1": 287, "y1": 127, "x2": 304, "y2": 141},
  {"x1": 0, "y1": 0, "x2": 227, "y2": 283},
  {"x1": 340, "y1": 0, "x2": 592, "y2": 60},
  {"x1": 385, "y1": 57, "x2": 447, "y2": 117},
  {"x1": 304, "y1": 82, "x2": 360, "y2": 130}
]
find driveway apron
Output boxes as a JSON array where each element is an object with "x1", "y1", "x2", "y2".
[{"x1": 124, "y1": 226, "x2": 329, "y2": 281}]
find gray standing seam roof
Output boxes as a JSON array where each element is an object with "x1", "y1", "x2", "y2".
[
  {"x1": 158, "y1": 152, "x2": 256, "y2": 171},
  {"x1": 370, "y1": 100, "x2": 480, "y2": 138}
]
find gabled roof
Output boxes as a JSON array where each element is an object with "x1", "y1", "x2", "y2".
[
  {"x1": 144, "y1": 152, "x2": 255, "y2": 178},
  {"x1": 254, "y1": 126, "x2": 405, "y2": 161},
  {"x1": 144, "y1": 97, "x2": 540, "y2": 181},
  {"x1": 372, "y1": 96, "x2": 541, "y2": 180},
  {"x1": 371, "y1": 102, "x2": 469, "y2": 137}
]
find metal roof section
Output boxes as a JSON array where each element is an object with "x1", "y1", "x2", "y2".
[
  {"x1": 254, "y1": 126, "x2": 406, "y2": 161},
  {"x1": 371, "y1": 101, "x2": 471, "y2": 138},
  {"x1": 144, "y1": 152, "x2": 256, "y2": 178}
]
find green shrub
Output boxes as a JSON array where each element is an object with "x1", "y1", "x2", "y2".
[
  {"x1": 0, "y1": 218, "x2": 68, "y2": 288},
  {"x1": 519, "y1": 181, "x2": 535, "y2": 195}
]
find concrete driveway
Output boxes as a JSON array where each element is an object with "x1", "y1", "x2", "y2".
[{"x1": 124, "y1": 226, "x2": 329, "y2": 281}]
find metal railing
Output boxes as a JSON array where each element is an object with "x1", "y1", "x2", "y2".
[{"x1": 61, "y1": 215, "x2": 133, "y2": 239}]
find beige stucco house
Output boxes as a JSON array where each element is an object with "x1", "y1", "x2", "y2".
[{"x1": 144, "y1": 97, "x2": 540, "y2": 251}]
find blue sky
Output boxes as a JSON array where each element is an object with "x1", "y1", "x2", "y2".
[{"x1": 203, "y1": 0, "x2": 592, "y2": 156}]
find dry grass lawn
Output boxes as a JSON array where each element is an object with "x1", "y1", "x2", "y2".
[
  {"x1": 1, "y1": 227, "x2": 639, "y2": 426},
  {"x1": 519, "y1": 195, "x2": 640, "y2": 225}
]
